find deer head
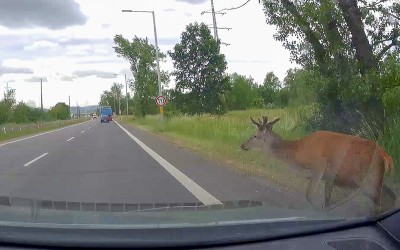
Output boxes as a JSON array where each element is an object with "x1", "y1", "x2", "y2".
[{"x1": 240, "y1": 115, "x2": 281, "y2": 152}]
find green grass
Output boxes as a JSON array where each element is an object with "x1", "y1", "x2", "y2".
[
  {"x1": 379, "y1": 117, "x2": 400, "y2": 182},
  {"x1": 0, "y1": 118, "x2": 89, "y2": 142},
  {"x1": 123, "y1": 106, "x2": 315, "y2": 191}
]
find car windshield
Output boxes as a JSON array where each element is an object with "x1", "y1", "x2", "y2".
[{"x1": 0, "y1": 0, "x2": 399, "y2": 236}]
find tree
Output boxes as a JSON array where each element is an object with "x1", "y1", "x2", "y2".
[
  {"x1": 49, "y1": 102, "x2": 69, "y2": 120},
  {"x1": 113, "y1": 35, "x2": 169, "y2": 117},
  {"x1": 258, "y1": 72, "x2": 281, "y2": 107},
  {"x1": 169, "y1": 22, "x2": 229, "y2": 115},
  {"x1": 14, "y1": 102, "x2": 30, "y2": 123},
  {"x1": 225, "y1": 73, "x2": 261, "y2": 110},
  {"x1": 283, "y1": 68, "x2": 318, "y2": 106},
  {"x1": 110, "y1": 83, "x2": 123, "y2": 115},
  {"x1": 263, "y1": 72, "x2": 281, "y2": 90},
  {"x1": 27, "y1": 108, "x2": 42, "y2": 122},
  {"x1": 260, "y1": 0, "x2": 399, "y2": 135},
  {"x1": 0, "y1": 88, "x2": 16, "y2": 123}
]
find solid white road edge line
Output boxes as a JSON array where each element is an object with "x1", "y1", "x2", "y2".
[
  {"x1": 114, "y1": 121, "x2": 222, "y2": 206},
  {"x1": 67, "y1": 137, "x2": 74, "y2": 142},
  {"x1": 24, "y1": 153, "x2": 48, "y2": 167},
  {"x1": 0, "y1": 120, "x2": 91, "y2": 148}
]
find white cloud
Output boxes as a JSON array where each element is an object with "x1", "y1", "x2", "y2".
[
  {"x1": 1, "y1": 0, "x2": 295, "y2": 107},
  {"x1": 23, "y1": 40, "x2": 59, "y2": 51}
]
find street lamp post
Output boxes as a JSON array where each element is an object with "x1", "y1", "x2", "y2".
[{"x1": 122, "y1": 9, "x2": 163, "y2": 117}]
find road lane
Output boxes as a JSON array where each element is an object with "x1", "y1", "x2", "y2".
[
  {"x1": 115, "y1": 121, "x2": 221, "y2": 205},
  {"x1": 0, "y1": 120, "x2": 95, "y2": 170},
  {"x1": 0, "y1": 121, "x2": 203, "y2": 204}
]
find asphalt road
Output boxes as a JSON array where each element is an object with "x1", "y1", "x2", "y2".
[{"x1": 0, "y1": 118, "x2": 378, "y2": 217}]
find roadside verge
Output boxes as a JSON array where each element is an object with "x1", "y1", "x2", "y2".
[{"x1": 0, "y1": 118, "x2": 90, "y2": 143}]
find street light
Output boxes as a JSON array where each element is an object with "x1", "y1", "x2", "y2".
[{"x1": 122, "y1": 9, "x2": 163, "y2": 116}]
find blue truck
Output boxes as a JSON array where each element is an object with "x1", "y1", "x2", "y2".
[{"x1": 100, "y1": 106, "x2": 113, "y2": 123}]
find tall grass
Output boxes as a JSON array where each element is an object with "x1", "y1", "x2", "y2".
[{"x1": 379, "y1": 116, "x2": 400, "y2": 180}]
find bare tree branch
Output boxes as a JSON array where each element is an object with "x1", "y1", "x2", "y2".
[
  {"x1": 373, "y1": 32, "x2": 400, "y2": 46},
  {"x1": 366, "y1": 7, "x2": 400, "y2": 21},
  {"x1": 377, "y1": 39, "x2": 399, "y2": 59},
  {"x1": 281, "y1": 0, "x2": 327, "y2": 66}
]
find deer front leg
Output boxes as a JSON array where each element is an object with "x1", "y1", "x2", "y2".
[{"x1": 306, "y1": 170, "x2": 324, "y2": 211}]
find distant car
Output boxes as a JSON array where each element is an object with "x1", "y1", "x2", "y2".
[{"x1": 100, "y1": 115, "x2": 110, "y2": 123}]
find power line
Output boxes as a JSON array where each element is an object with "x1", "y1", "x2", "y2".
[
  {"x1": 200, "y1": 0, "x2": 232, "y2": 46},
  {"x1": 217, "y1": 0, "x2": 251, "y2": 12}
]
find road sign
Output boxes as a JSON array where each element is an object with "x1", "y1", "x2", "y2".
[{"x1": 155, "y1": 95, "x2": 167, "y2": 107}]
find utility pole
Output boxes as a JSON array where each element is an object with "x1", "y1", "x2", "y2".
[
  {"x1": 211, "y1": 0, "x2": 219, "y2": 41},
  {"x1": 113, "y1": 95, "x2": 116, "y2": 114},
  {"x1": 68, "y1": 96, "x2": 71, "y2": 119},
  {"x1": 118, "y1": 93, "x2": 121, "y2": 115},
  {"x1": 125, "y1": 74, "x2": 128, "y2": 115},
  {"x1": 76, "y1": 102, "x2": 78, "y2": 119},
  {"x1": 201, "y1": 1, "x2": 231, "y2": 46},
  {"x1": 40, "y1": 78, "x2": 43, "y2": 112},
  {"x1": 5, "y1": 82, "x2": 9, "y2": 101}
]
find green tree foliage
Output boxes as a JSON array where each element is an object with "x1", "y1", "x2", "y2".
[
  {"x1": 225, "y1": 73, "x2": 261, "y2": 110},
  {"x1": 99, "y1": 83, "x2": 135, "y2": 116},
  {"x1": 49, "y1": 102, "x2": 69, "y2": 120},
  {"x1": 99, "y1": 83, "x2": 125, "y2": 115},
  {"x1": 258, "y1": 72, "x2": 281, "y2": 107},
  {"x1": 27, "y1": 108, "x2": 43, "y2": 122},
  {"x1": 260, "y1": 0, "x2": 399, "y2": 135},
  {"x1": 14, "y1": 102, "x2": 30, "y2": 123},
  {"x1": 0, "y1": 88, "x2": 16, "y2": 123},
  {"x1": 381, "y1": 55, "x2": 400, "y2": 116},
  {"x1": 283, "y1": 68, "x2": 318, "y2": 106},
  {"x1": 169, "y1": 22, "x2": 229, "y2": 115},
  {"x1": 263, "y1": 72, "x2": 281, "y2": 90},
  {"x1": 113, "y1": 35, "x2": 169, "y2": 117}
]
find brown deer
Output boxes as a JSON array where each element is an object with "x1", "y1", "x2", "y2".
[{"x1": 240, "y1": 115, "x2": 396, "y2": 214}]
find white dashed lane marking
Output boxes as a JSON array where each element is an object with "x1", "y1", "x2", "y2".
[{"x1": 24, "y1": 153, "x2": 48, "y2": 167}]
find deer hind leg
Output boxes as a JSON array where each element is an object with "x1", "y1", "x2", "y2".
[
  {"x1": 323, "y1": 181, "x2": 334, "y2": 210},
  {"x1": 306, "y1": 170, "x2": 324, "y2": 211},
  {"x1": 381, "y1": 184, "x2": 397, "y2": 212},
  {"x1": 362, "y1": 170, "x2": 384, "y2": 215}
]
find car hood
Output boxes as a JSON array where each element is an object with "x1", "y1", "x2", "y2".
[{"x1": 0, "y1": 196, "x2": 352, "y2": 228}]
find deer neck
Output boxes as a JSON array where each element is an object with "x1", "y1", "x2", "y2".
[{"x1": 266, "y1": 134, "x2": 299, "y2": 165}]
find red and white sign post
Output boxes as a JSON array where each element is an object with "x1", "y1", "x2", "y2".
[{"x1": 155, "y1": 95, "x2": 167, "y2": 115}]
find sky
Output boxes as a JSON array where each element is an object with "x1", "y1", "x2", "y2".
[{"x1": 0, "y1": 0, "x2": 297, "y2": 109}]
